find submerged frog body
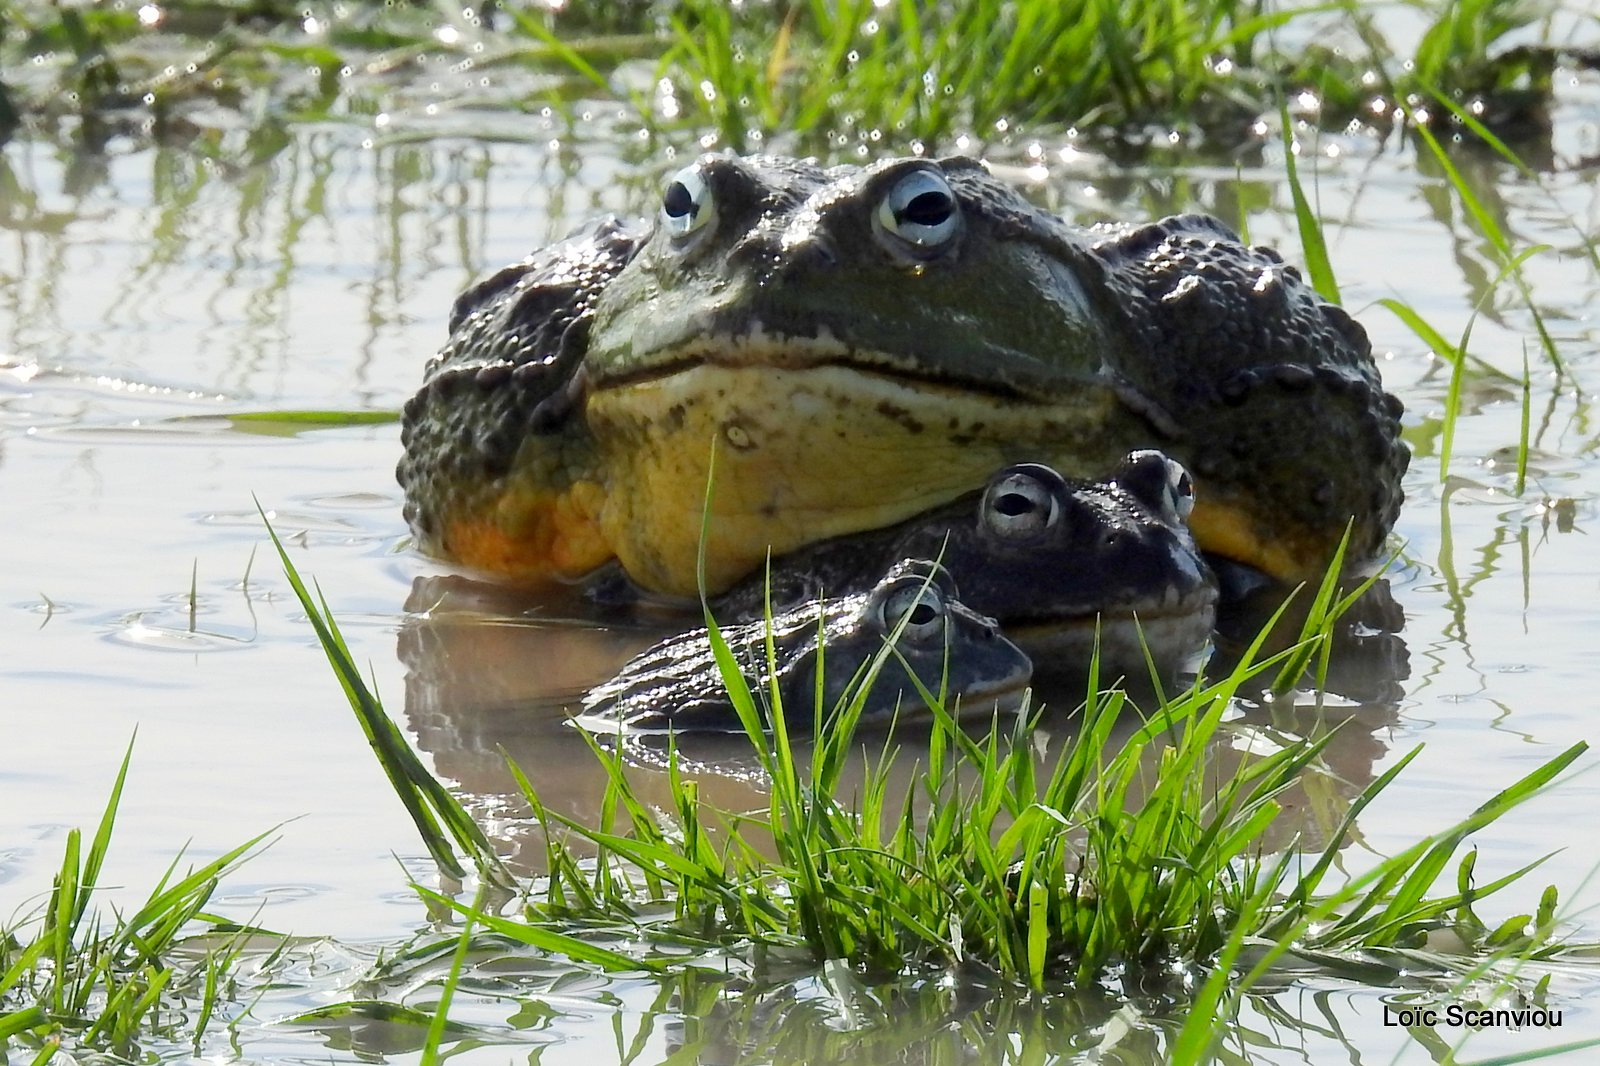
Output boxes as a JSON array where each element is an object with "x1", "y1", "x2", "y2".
[
  {"x1": 575, "y1": 561, "x2": 1031, "y2": 733},
  {"x1": 718, "y1": 451, "x2": 1216, "y2": 683},
  {"x1": 398, "y1": 154, "x2": 1407, "y2": 596}
]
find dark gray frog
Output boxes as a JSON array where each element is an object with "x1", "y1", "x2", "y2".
[
  {"x1": 717, "y1": 450, "x2": 1217, "y2": 684},
  {"x1": 397, "y1": 153, "x2": 1407, "y2": 599},
  {"x1": 574, "y1": 561, "x2": 1032, "y2": 733}
]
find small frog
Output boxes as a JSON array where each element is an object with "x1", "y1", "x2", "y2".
[
  {"x1": 717, "y1": 451, "x2": 1217, "y2": 684},
  {"x1": 575, "y1": 561, "x2": 1032, "y2": 733}
]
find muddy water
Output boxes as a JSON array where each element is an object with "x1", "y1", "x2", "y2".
[{"x1": 5, "y1": 80, "x2": 1600, "y2": 1061}]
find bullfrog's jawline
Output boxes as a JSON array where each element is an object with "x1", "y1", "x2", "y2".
[
  {"x1": 1005, "y1": 589, "x2": 1219, "y2": 641},
  {"x1": 844, "y1": 670, "x2": 1033, "y2": 725},
  {"x1": 570, "y1": 667, "x2": 1031, "y2": 735},
  {"x1": 588, "y1": 327, "x2": 1096, "y2": 404},
  {"x1": 1008, "y1": 604, "x2": 1215, "y2": 677},
  {"x1": 594, "y1": 353, "x2": 1051, "y2": 405}
]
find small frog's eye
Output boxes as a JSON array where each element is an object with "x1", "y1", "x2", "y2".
[
  {"x1": 878, "y1": 579, "x2": 948, "y2": 644},
  {"x1": 980, "y1": 465, "x2": 1063, "y2": 542},
  {"x1": 660, "y1": 165, "x2": 716, "y2": 238},
  {"x1": 1119, "y1": 450, "x2": 1195, "y2": 523},
  {"x1": 875, "y1": 169, "x2": 961, "y2": 252}
]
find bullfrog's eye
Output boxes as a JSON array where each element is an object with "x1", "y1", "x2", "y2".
[
  {"x1": 878, "y1": 578, "x2": 948, "y2": 644},
  {"x1": 1120, "y1": 450, "x2": 1195, "y2": 523},
  {"x1": 1164, "y1": 459, "x2": 1196, "y2": 520},
  {"x1": 980, "y1": 465, "x2": 1064, "y2": 542},
  {"x1": 660, "y1": 165, "x2": 716, "y2": 238},
  {"x1": 875, "y1": 169, "x2": 961, "y2": 252}
]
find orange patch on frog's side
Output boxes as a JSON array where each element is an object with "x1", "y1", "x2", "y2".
[
  {"x1": 1188, "y1": 497, "x2": 1312, "y2": 582},
  {"x1": 442, "y1": 481, "x2": 611, "y2": 579}
]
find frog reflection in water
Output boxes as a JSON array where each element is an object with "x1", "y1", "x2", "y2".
[{"x1": 576, "y1": 561, "x2": 1032, "y2": 733}]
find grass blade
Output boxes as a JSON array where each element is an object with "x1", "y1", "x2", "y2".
[{"x1": 258, "y1": 502, "x2": 512, "y2": 889}]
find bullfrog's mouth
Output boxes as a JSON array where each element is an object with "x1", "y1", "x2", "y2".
[
  {"x1": 590, "y1": 329, "x2": 1057, "y2": 404},
  {"x1": 1006, "y1": 578, "x2": 1219, "y2": 628},
  {"x1": 1006, "y1": 582, "x2": 1219, "y2": 680},
  {"x1": 858, "y1": 669, "x2": 1033, "y2": 727},
  {"x1": 584, "y1": 291, "x2": 1144, "y2": 395},
  {"x1": 945, "y1": 674, "x2": 1033, "y2": 720},
  {"x1": 571, "y1": 668, "x2": 1032, "y2": 736}
]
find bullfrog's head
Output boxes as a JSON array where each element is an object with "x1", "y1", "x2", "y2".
[
  {"x1": 582, "y1": 153, "x2": 1130, "y2": 593},
  {"x1": 576, "y1": 560, "x2": 1032, "y2": 733},
  {"x1": 587, "y1": 153, "x2": 1115, "y2": 398},
  {"x1": 948, "y1": 452, "x2": 1218, "y2": 681}
]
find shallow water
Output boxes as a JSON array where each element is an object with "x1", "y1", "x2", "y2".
[{"x1": 5, "y1": 66, "x2": 1600, "y2": 1063}]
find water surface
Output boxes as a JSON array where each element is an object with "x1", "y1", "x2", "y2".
[{"x1": 5, "y1": 71, "x2": 1600, "y2": 1062}]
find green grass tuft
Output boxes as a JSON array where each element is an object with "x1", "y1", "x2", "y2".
[
  {"x1": 0, "y1": 738, "x2": 273, "y2": 1060},
  {"x1": 273, "y1": 516, "x2": 1591, "y2": 1058},
  {"x1": 0, "y1": 0, "x2": 1569, "y2": 155}
]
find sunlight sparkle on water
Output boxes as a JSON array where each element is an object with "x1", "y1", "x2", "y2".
[
  {"x1": 657, "y1": 79, "x2": 680, "y2": 120},
  {"x1": 137, "y1": 3, "x2": 162, "y2": 26}
]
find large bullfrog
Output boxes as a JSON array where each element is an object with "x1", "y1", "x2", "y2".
[
  {"x1": 574, "y1": 560, "x2": 1032, "y2": 732},
  {"x1": 398, "y1": 154, "x2": 1407, "y2": 596},
  {"x1": 716, "y1": 451, "x2": 1216, "y2": 684}
]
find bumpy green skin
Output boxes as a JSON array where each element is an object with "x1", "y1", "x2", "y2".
[
  {"x1": 396, "y1": 219, "x2": 644, "y2": 558},
  {"x1": 577, "y1": 563, "x2": 1031, "y2": 733},
  {"x1": 1079, "y1": 212, "x2": 1407, "y2": 563},
  {"x1": 397, "y1": 154, "x2": 1407, "y2": 586}
]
